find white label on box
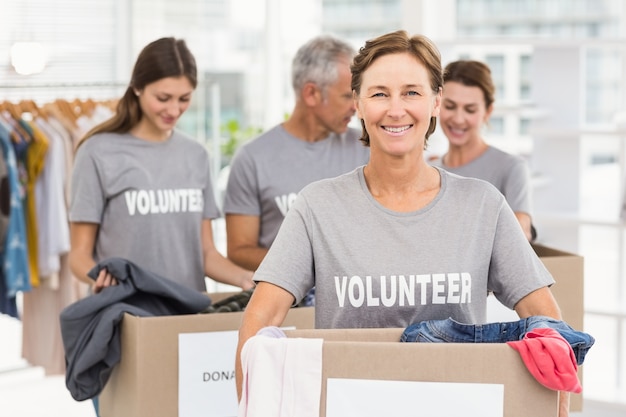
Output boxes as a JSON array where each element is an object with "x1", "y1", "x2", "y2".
[
  {"x1": 178, "y1": 331, "x2": 239, "y2": 417},
  {"x1": 326, "y1": 378, "x2": 504, "y2": 417}
]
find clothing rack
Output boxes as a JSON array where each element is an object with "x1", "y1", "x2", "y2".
[
  {"x1": 0, "y1": 81, "x2": 128, "y2": 89},
  {"x1": 1, "y1": 97, "x2": 115, "y2": 375},
  {"x1": 0, "y1": 82, "x2": 128, "y2": 104}
]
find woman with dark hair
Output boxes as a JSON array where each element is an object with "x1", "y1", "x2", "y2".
[
  {"x1": 69, "y1": 37, "x2": 254, "y2": 296},
  {"x1": 432, "y1": 59, "x2": 536, "y2": 241}
]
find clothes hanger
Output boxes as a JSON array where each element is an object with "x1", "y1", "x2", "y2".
[
  {"x1": 19, "y1": 99, "x2": 48, "y2": 121},
  {"x1": 53, "y1": 99, "x2": 79, "y2": 127},
  {"x1": 0, "y1": 102, "x2": 31, "y2": 143},
  {"x1": 0, "y1": 101, "x2": 22, "y2": 121}
]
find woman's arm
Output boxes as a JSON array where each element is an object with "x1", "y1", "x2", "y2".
[
  {"x1": 514, "y1": 211, "x2": 533, "y2": 241},
  {"x1": 68, "y1": 222, "x2": 99, "y2": 284},
  {"x1": 202, "y1": 219, "x2": 255, "y2": 290},
  {"x1": 235, "y1": 281, "x2": 295, "y2": 400},
  {"x1": 514, "y1": 286, "x2": 561, "y2": 320},
  {"x1": 68, "y1": 222, "x2": 116, "y2": 293}
]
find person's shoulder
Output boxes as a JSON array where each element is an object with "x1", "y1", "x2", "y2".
[
  {"x1": 84, "y1": 130, "x2": 121, "y2": 143},
  {"x1": 234, "y1": 125, "x2": 282, "y2": 153},
  {"x1": 78, "y1": 131, "x2": 124, "y2": 153},
  {"x1": 336, "y1": 127, "x2": 369, "y2": 154},
  {"x1": 343, "y1": 127, "x2": 362, "y2": 141},
  {"x1": 172, "y1": 130, "x2": 207, "y2": 150},
  {"x1": 337, "y1": 127, "x2": 365, "y2": 144},
  {"x1": 427, "y1": 154, "x2": 443, "y2": 167},
  {"x1": 439, "y1": 166, "x2": 501, "y2": 195},
  {"x1": 170, "y1": 131, "x2": 212, "y2": 167},
  {"x1": 486, "y1": 145, "x2": 526, "y2": 165},
  {"x1": 301, "y1": 166, "x2": 359, "y2": 195},
  {"x1": 248, "y1": 125, "x2": 282, "y2": 144}
]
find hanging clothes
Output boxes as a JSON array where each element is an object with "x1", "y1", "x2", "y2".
[
  {"x1": 0, "y1": 97, "x2": 112, "y2": 374},
  {"x1": 0, "y1": 141, "x2": 8, "y2": 244},
  {"x1": 33, "y1": 115, "x2": 70, "y2": 282},
  {"x1": 22, "y1": 119, "x2": 49, "y2": 287},
  {"x1": 22, "y1": 111, "x2": 74, "y2": 376},
  {"x1": 0, "y1": 119, "x2": 18, "y2": 318},
  {"x1": 0, "y1": 114, "x2": 31, "y2": 317}
]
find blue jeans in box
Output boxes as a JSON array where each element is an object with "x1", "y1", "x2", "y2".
[{"x1": 400, "y1": 316, "x2": 595, "y2": 366}]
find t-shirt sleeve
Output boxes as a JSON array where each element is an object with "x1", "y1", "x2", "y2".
[
  {"x1": 222, "y1": 146, "x2": 262, "y2": 216},
  {"x1": 253, "y1": 194, "x2": 315, "y2": 304},
  {"x1": 68, "y1": 143, "x2": 105, "y2": 223},
  {"x1": 501, "y1": 158, "x2": 532, "y2": 215},
  {"x1": 488, "y1": 200, "x2": 554, "y2": 309}
]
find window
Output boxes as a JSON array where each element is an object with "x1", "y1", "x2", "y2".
[
  {"x1": 519, "y1": 54, "x2": 532, "y2": 101},
  {"x1": 519, "y1": 118, "x2": 531, "y2": 135},
  {"x1": 488, "y1": 116, "x2": 504, "y2": 135},
  {"x1": 485, "y1": 54, "x2": 505, "y2": 100}
]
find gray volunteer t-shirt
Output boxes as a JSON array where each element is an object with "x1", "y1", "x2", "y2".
[
  {"x1": 431, "y1": 146, "x2": 532, "y2": 215},
  {"x1": 223, "y1": 125, "x2": 370, "y2": 248},
  {"x1": 69, "y1": 130, "x2": 220, "y2": 291},
  {"x1": 254, "y1": 167, "x2": 554, "y2": 329}
]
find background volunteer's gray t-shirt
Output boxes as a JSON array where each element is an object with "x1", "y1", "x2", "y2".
[
  {"x1": 69, "y1": 130, "x2": 220, "y2": 291},
  {"x1": 431, "y1": 146, "x2": 532, "y2": 215},
  {"x1": 254, "y1": 167, "x2": 554, "y2": 329},
  {"x1": 223, "y1": 125, "x2": 370, "y2": 248}
]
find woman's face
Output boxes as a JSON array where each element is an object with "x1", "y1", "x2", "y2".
[
  {"x1": 439, "y1": 81, "x2": 492, "y2": 148},
  {"x1": 355, "y1": 52, "x2": 441, "y2": 157},
  {"x1": 137, "y1": 76, "x2": 194, "y2": 136}
]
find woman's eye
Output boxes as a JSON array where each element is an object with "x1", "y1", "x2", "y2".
[
  {"x1": 407, "y1": 91, "x2": 420, "y2": 96},
  {"x1": 371, "y1": 92, "x2": 386, "y2": 98}
]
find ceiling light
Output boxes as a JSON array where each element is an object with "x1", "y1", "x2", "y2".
[{"x1": 11, "y1": 41, "x2": 47, "y2": 75}]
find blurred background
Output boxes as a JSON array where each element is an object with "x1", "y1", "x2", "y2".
[{"x1": 1, "y1": 0, "x2": 626, "y2": 415}]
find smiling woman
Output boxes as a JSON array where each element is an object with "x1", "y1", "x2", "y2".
[
  {"x1": 430, "y1": 59, "x2": 536, "y2": 241},
  {"x1": 235, "y1": 31, "x2": 567, "y2": 416},
  {"x1": 64, "y1": 42, "x2": 253, "y2": 277},
  {"x1": 351, "y1": 33, "x2": 442, "y2": 152},
  {"x1": 68, "y1": 37, "x2": 255, "y2": 293},
  {"x1": 130, "y1": 76, "x2": 194, "y2": 141},
  {"x1": 355, "y1": 52, "x2": 441, "y2": 168},
  {"x1": 67, "y1": 36, "x2": 255, "y2": 416}
]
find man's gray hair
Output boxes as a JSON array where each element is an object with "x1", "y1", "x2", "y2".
[{"x1": 291, "y1": 35, "x2": 355, "y2": 96}]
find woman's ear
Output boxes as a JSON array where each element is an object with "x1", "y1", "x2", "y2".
[
  {"x1": 484, "y1": 103, "x2": 494, "y2": 123},
  {"x1": 432, "y1": 86, "x2": 443, "y2": 118},
  {"x1": 354, "y1": 91, "x2": 363, "y2": 120}
]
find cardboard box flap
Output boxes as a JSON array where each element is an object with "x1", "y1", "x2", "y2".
[
  {"x1": 284, "y1": 327, "x2": 402, "y2": 342},
  {"x1": 532, "y1": 243, "x2": 578, "y2": 258}
]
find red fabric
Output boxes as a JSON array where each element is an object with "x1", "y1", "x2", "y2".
[{"x1": 507, "y1": 327, "x2": 582, "y2": 393}]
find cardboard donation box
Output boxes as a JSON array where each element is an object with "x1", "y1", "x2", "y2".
[
  {"x1": 533, "y1": 243, "x2": 585, "y2": 411},
  {"x1": 533, "y1": 244, "x2": 584, "y2": 332},
  {"x1": 275, "y1": 328, "x2": 559, "y2": 417},
  {"x1": 99, "y1": 301, "x2": 314, "y2": 417}
]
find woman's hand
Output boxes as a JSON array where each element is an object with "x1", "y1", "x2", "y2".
[{"x1": 93, "y1": 268, "x2": 118, "y2": 294}]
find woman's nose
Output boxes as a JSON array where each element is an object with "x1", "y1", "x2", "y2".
[{"x1": 387, "y1": 96, "x2": 406, "y2": 118}]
